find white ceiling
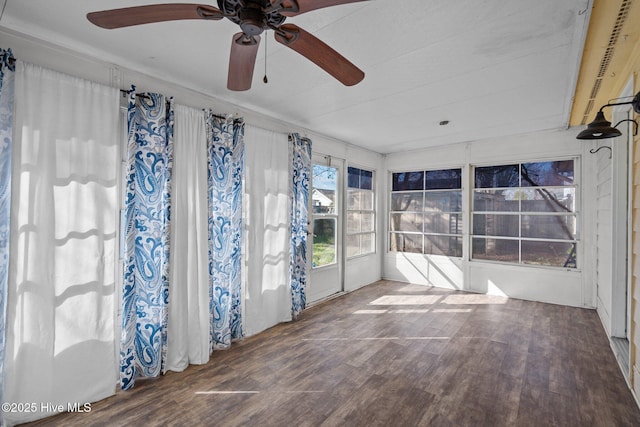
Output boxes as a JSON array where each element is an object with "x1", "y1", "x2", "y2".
[{"x1": 0, "y1": 0, "x2": 591, "y2": 154}]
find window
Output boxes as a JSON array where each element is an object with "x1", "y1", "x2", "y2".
[
  {"x1": 346, "y1": 166, "x2": 375, "y2": 258},
  {"x1": 389, "y1": 168, "x2": 462, "y2": 257},
  {"x1": 472, "y1": 160, "x2": 577, "y2": 268},
  {"x1": 312, "y1": 164, "x2": 338, "y2": 268}
]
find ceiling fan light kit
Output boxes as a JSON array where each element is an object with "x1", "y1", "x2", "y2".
[{"x1": 87, "y1": 0, "x2": 368, "y2": 91}]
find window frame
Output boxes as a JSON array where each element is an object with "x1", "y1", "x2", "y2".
[
  {"x1": 470, "y1": 158, "x2": 580, "y2": 270},
  {"x1": 388, "y1": 167, "x2": 463, "y2": 257},
  {"x1": 311, "y1": 163, "x2": 340, "y2": 269},
  {"x1": 346, "y1": 165, "x2": 376, "y2": 259}
]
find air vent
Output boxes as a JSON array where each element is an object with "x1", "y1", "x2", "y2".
[
  {"x1": 589, "y1": 78, "x2": 602, "y2": 100},
  {"x1": 581, "y1": 0, "x2": 633, "y2": 124},
  {"x1": 583, "y1": 99, "x2": 595, "y2": 119}
]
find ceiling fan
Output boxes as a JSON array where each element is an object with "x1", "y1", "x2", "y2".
[{"x1": 87, "y1": 0, "x2": 368, "y2": 91}]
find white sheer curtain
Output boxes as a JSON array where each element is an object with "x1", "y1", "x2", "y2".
[
  {"x1": 165, "y1": 105, "x2": 210, "y2": 371},
  {"x1": 3, "y1": 62, "x2": 119, "y2": 426},
  {"x1": 243, "y1": 126, "x2": 291, "y2": 335}
]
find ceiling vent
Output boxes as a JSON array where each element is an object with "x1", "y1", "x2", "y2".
[{"x1": 581, "y1": 0, "x2": 633, "y2": 125}]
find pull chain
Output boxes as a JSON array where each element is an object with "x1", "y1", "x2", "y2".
[{"x1": 263, "y1": 35, "x2": 268, "y2": 84}]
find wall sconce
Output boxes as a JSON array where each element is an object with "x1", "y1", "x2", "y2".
[{"x1": 576, "y1": 91, "x2": 640, "y2": 140}]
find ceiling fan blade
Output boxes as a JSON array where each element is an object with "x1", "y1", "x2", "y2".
[
  {"x1": 274, "y1": 24, "x2": 364, "y2": 86},
  {"x1": 87, "y1": 4, "x2": 223, "y2": 29},
  {"x1": 271, "y1": 0, "x2": 369, "y2": 17},
  {"x1": 228, "y1": 33, "x2": 261, "y2": 91}
]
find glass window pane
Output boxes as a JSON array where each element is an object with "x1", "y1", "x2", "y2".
[
  {"x1": 521, "y1": 161, "x2": 574, "y2": 187},
  {"x1": 522, "y1": 241, "x2": 576, "y2": 268},
  {"x1": 347, "y1": 167, "x2": 360, "y2": 189},
  {"x1": 425, "y1": 169, "x2": 462, "y2": 190},
  {"x1": 347, "y1": 213, "x2": 374, "y2": 234},
  {"x1": 361, "y1": 169, "x2": 373, "y2": 190},
  {"x1": 313, "y1": 218, "x2": 336, "y2": 268},
  {"x1": 425, "y1": 191, "x2": 462, "y2": 212},
  {"x1": 347, "y1": 212, "x2": 361, "y2": 233},
  {"x1": 390, "y1": 233, "x2": 422, "y2": 253},
  {"x1": 473, "y1": 190, "x2": 520, "y2": 212},
  {"x1": 521, "y1": 215, "x2": 576, "y2": 240},
  {"x1": 361, "y1": 213, "x2": 375, "y2": 232},
  {"x1": 425, "y1": 236, "x2": 462, "y2": 257},
  {"x1": 424, "y1": 214, "x2": 462, "y2": 234},
  {"x1": 520, "y1": 188, "x2": 575, "y2": 213},
  {"x1": 350, "y1": 189, "x2": 374, "y2": 211},
  {"x1": 313, "y1": 165, "x2": 337, "y2": 189},
  {"x1": 475, "y1": 165, "x2": 520, "y2": 188},
  {"x1": 347, "y1": 234, "x2": 360, "y2": 257},
  {"x1": 312, "y1": 165, "x2": 337, "y2": 214},
  {"x1": 348, "y1": 167, "x2": 373, "y2": 190},
  {"x1": 472, "y1": 238, "x2": 519, "y2": 263},
  {"x1": 360, "y1": 190, "x2": 374, "y2": 211},
  {"x1": 391, "y1": 192, "x2": 423, "y2": 211},
  {"x1": 348, "y1": 166, "x2": 360, "y2": 189},
  {"x1": 313, "y1": 189, "x2": 336, "y2": 214},
  {"x1": 348, "y1": 189, "x2": 361, "y2": 210},
  {"x1": 393, "y1": 171, "x2": 424, "y2": 191},
  {"x1": 390, "y1": 213, "x2": 423, "y2": 232},
  {"x1": 473, "y1": 214, "x2": 519, "y2": 237},
  {"x1": 348, "y1": 233, "x2": 375, "y2": 258},
  {"x1": 361, "y1": 232, "x2": 374, "y2": 254}
]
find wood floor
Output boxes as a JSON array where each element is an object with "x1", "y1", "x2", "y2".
[{"x1": 25, "y1": 280, "x2": 640, "y2": 426}]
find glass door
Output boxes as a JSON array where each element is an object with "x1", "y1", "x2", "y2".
[{"x1": 308, "y1": 155, "x2": 343, "y2": 302}]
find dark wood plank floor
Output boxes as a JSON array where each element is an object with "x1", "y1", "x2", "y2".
[{"x1": 24, "y1": 280, "x2": 640, "y2": 426}]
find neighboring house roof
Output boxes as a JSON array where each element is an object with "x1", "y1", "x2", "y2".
[{"x1": 312, "y1": 188, "x2": 334, "y2": 206}]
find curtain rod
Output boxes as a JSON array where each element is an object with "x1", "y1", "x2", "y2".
[
  {"x1": 119, "y1": 89, "x2": 152, "y2": 100},
  {"x1": 288, "y1": 133, "x2": 311, "y2": 142},
  {"x1": 119, "y1": 89, "x2": 242, "y2": 121},
  {"x1": 206, "y1": 111, "x2": 242, "y2": 121}
]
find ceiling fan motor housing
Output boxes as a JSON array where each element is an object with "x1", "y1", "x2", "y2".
[
  {"x1": 219, "y1": 0, "x2": 287, "y2": 38},
  {"x1": 239, "y1": 6, "x2": 265, "y2": 36}
]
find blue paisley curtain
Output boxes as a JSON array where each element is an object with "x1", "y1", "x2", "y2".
[
  {"x1": 205, "y1": 111, "x2": 244, "y2": 350},
  {"x1": 0, "y1": 48, "x2": 15, "y2": 406},
  {"x1": 289, "y1": 133, "x2": 311, "y2": 319},
  {"x1": 121, "y1": 88, "x2": 174, "y2": 390}
]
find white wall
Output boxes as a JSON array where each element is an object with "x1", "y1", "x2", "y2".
[
  {"x1": 594, "y1": 139, "x2": 613, "y2": 333},
  {"x1": 383, "y1": 129, "x2": 599, "y2": 308}
]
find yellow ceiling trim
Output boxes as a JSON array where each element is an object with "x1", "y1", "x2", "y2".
[{"x1": 570, "y1": 0, "x2": 640, "y2": 126}]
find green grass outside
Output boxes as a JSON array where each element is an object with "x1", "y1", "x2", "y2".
[{"x1": 313, "y1": 242, "x2": 336, "y2": 267}]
